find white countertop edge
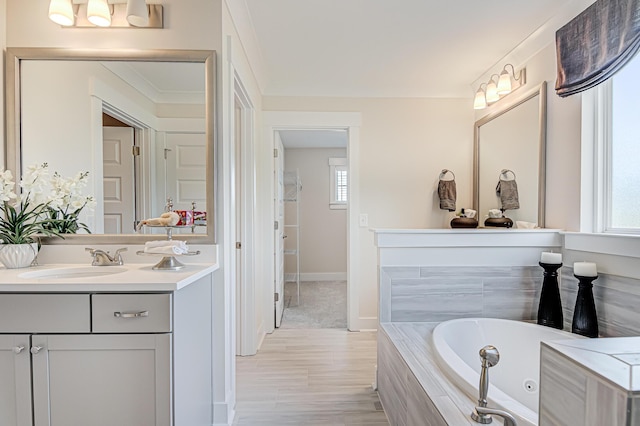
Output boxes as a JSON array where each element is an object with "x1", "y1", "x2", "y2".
[{"x1": 0, "y1": 262, "x2": 219, "y2": 292}]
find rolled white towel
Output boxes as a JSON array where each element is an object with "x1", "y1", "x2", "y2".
[
  {"x1": 144, "y1": 245, "x2": 189, "y2": 255},
  {"x1": 144, "y1": 240, "x2": 189, "y2": 255},
  {"x1": 144, "y1": 240, "x2": 188, "y2": 250}
]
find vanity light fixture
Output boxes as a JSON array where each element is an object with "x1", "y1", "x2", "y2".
[
  {"x1": 473, "y1": 65, "x2": 526, "y2": 110},
  {"x1": 48, "y1": 0, "x2": 164, "y2": 28}
]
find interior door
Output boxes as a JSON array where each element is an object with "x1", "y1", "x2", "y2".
[
  {"x1": 0, "y1": 335, "x2": 32, "y2": 426},
  {"x1": 103, "y1": 126, "x2": 136, "y2": 234},
  {"x1": 164, "y1": 132, "x2": 207, "y2": 234},
  {"x1": 274, "y1": 138, "x2": 285, "y2": 327}
]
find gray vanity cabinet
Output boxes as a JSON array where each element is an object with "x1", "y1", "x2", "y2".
[
  {"x1": 0, "y1": 335, "x2": 32, "y2": 426},
  {"x1": 0, "y1": 272, "x2": 214, "y2": 426}
]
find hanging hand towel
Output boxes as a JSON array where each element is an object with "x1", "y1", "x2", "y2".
[
  {"x1": 496, "y1": 170, "x2": 520, "y2": 211},
  {"x1": 437, "y1": 170, "x2": 457, "y2": 212}
]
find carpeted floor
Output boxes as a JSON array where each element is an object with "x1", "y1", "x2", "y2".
[{"x1": 281, "y1": 280, "x2": 347, "y2": 329}]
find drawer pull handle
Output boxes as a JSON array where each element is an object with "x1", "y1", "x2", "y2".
[
  {"x1": 13, "y1": 346, "x2": 25, "y2": 354},
  {"x1": 114, "y1": 311, "x2": 149, "y2": 318},
  {"x1": 30, "y1": 346, "x2": 43, "y2": 355}
]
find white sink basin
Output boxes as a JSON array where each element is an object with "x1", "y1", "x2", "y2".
[{"x1": 19, "y1": 266, "x2": 128, "y2": 280}]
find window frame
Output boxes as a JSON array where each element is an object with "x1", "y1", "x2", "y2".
[
  {"x1": 329, "y1": 157, "x2": 347, "y2": 210},
  {"x1": 586, "y1": 75, "x2": 640, "y2": 235}
]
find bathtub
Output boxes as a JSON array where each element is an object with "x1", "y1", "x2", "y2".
[{"x1": 431, "y1": 318, "x2": 583, "y2": 426}]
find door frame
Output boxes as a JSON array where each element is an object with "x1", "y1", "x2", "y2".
[
  {"x1": 233, "y1": 71, "x2": 258, "y2": 356},
  {"x1": 262, "y1": 111, "x2": 362, "y2": 333}
]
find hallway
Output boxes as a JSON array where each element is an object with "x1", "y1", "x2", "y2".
[{"x1": 234, "y1": 328, "x2": 388, "y2": 425}]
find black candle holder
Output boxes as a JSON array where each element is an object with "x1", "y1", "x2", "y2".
[
  {"x1": 537, "y1": 262, "x2": 564, "y2": 329},
  {"x1": 572, "y1": 274, "x2": 599, "y2": 338}
]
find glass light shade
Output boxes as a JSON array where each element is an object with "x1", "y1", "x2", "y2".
[
  {"x1": 473, "y1": 88, "x2": 487, "y2": 109},
  {"x1": 87, "y1": 0, "x2": 112, "y2": 27},
  {"x1": 49, "y1": 0, "x2": 75, "y2": 26},
  {"x1": 485, "y1": 80, "x2": 499, "y2": 103},
  {"x1": 126, "y1": 0, "x2": 149, "y2": 27},
  {"x1": 497, "y1": 70, "x2": 513, "y2": 94}
]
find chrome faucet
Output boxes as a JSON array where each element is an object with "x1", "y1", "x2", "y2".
[
  {"x1": 471, "y1": 345, "x2": 517, "y2": 426},
  {"x1": 85, "y1": 248, "x2": 127, "y2": 266}
]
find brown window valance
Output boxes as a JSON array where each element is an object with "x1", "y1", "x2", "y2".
[{"x1": 555, "y1": 0, "x2": 640, "y2": 97}]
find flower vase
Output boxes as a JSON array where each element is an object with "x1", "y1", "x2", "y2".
[{"x1": 0, "y1": 243, "x2": 39, "y2": 269}]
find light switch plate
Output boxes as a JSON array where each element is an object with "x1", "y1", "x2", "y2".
[{"x1": 359, "y1": 214, "x2": 368, "y2": 227}]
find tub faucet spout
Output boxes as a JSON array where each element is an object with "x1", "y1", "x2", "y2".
[{"x1": 472, "y1": 406, "x2": 517, "y2": 426}]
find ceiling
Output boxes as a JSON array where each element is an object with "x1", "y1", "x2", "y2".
[{"x1": 244, "y1": 0, "x2": 580, "y2": 98}]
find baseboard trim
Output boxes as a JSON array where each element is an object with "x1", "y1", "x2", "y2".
[
  {"x1": 299, "y1": 272, "x2": 347, "y2": 282},
  {"x1": 349, "y1": 316, "x2": 379, "y2": 331},
  {"x1": 213, "y1": 401, "x2": 234, "y2": 426}
]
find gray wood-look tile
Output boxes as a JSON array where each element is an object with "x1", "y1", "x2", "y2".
[
  {"x1": 561, "y1": 271, "x2": 640, "y2": 337},
  {"x1": 234, "y1": 329, "x2": 388, "y2": 426}
]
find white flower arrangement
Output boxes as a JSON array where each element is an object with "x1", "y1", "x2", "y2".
[{"x1": 0, "y1": 163, "x2": 94, "y2": 244}]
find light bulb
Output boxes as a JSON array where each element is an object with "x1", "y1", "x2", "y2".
[
  {"x1": 485, "y1": 80, "x2": 499, "y2": 103},
  {"x1": 473, "y1": 87, "x2": 487, "y2": 109},
  {"x1": 49, "y1": 0, "x2": 75, "y2": 26},
  {"x1": 497, "y1": 70, "x2": 512, "y2": 95},
  {"x1": 87, "y1": 0, "x2": 112, "y2": 27},
  {"x1": 126, "y1": 0, "x2": 149, "y2": 27}
]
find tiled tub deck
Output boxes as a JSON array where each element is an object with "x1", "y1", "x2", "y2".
[{"x1": 378, "y1": 322, "x2": 483, "y2": 426}]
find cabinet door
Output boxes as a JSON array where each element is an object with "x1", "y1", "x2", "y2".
[
  {"x1": 0, "y1": 335, "x2": 32, "y2": 426},
  {"x1": 31, "y1": 334, "x2": 171, "y2": 426}
]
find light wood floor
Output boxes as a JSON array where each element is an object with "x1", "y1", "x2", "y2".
[{"x1": 234, "y1": 328, "x2": 389, "y2": 426}]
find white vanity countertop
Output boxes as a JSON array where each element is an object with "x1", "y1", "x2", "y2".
[{"x1": 0, "y1": 262, "x2": 219, "y2": 292}]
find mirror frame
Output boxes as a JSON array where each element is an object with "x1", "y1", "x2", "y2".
[
  {"x1": 5, "y1": 47, "x2": 216, "y2": 244},
  {"x1": 473, "y1": 81, "x2": 547, "y2": 228}
]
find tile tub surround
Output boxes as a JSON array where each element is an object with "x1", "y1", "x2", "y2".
[
  {"x1": 378, "y1": 322, "x2": 489, "y2": 426},
  {"x1": 561, "y1": 269, "x2": 640, "y2": 337},
  {"x1": 381, "y1": 266, "x2": 543, "y2": 323},
  {"x1": 540, "y1": 337, "x2": 640, "y2": 426},
  {"x1": 374, "y1": 229, "x2": 562, "y2": 323}
]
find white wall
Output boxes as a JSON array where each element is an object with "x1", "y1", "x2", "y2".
[
  {"x1": 0, "y1": 0, "x2": 6, "y2": 168},
  {"x1": 284, "y1": 148, "x2": 347, "y2": 279},
  {"x1": 263, "y1": 97, "x2": 473, "y2": 326}
]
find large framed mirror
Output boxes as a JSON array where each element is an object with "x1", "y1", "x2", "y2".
[
  {"x1": 5, "y1": 47, "x2": 216, "y2": 244},
  {"x1": 473, "y1": 81, "x2": 547, "y2": 227}
]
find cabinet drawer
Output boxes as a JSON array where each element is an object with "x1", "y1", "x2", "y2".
[
  {"x1": 92, "y1": 294, "x2": 172, "y2": 333},
  {"x1": 0, "y1": 294, "x2": 90, "y2": 333}
]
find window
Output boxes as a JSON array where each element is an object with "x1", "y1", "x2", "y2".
[
  {"x1": 608, "y1": 55, "x2": 640, "y2": 232},
  {"x1": 329, "y1": 157, "x2": 347, "y2": 209}
]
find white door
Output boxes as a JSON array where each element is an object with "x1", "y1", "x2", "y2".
[
  {"x1": 235, "y1": 101, "x2": 243, "y2": 352},
  {"x1": 164, "y1": 132, "x2": 207, "y2": 234},
  {"x1": 31, "y1": 334, "x2": 171, "y2": 426},
  {"x1": 274, "y1": 138, "x2": 285, "y2": 327},
  {"x1": 103, "y1": 126, "x2": 136, "y2": 234},
  {"x1": 0, "y1": 335, "x2": 32, "y2": 426}
]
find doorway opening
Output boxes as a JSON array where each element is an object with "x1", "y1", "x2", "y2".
[
  {"x1": 101, "y1": 111, "x2": 143, "y2": 234},
  {"x1": 276, "y1": 129, "x2": 349, "y2": 329}
]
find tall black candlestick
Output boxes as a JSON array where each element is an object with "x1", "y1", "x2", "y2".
[
  {"x1": 537, "y1": 262, "x2": 564, "y2": 329},
  {"x1": 572, "y1": 274, "x2": 599, "y2": 338}
]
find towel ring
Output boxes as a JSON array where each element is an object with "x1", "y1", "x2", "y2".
[
  {"x1": 499, "y1": 169, "x2": 516, "y2": 180},
  {"x1": 439, "y1": 169, "x2": 456, "y2": 181}
]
